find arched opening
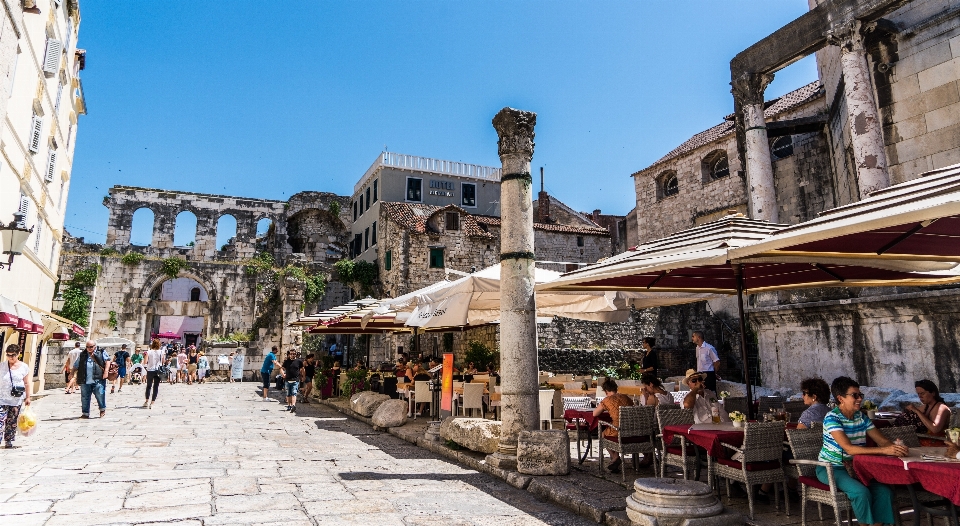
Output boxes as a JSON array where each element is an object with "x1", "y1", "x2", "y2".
[
  {"x1": 255, "y1": 217, "x2": 274, "y2": 251},
  {"x1": 173, "y1": 210, "x2": 197, "y2": 247},
  {"x1": 216, "y1": 214, "x2": 238, "y2": 250},
  {"x1": 190, "y1": 287, "x2": 201, "y2": 301},
  {"x1": 701, "y1": 150, "x2": 730, "y2": 182},
  {"x1": 155, "y1": 277, "x2": 209, "y2": 301},
  {"x1": 130, "y1": 208, "x2": 155, "y2": 246},
  {"x1": 657, "y1": 170, "x2": 679, "y2": 200},
  {"x1": 771, "y1": 136, "x2": 794, "y2": 160}
]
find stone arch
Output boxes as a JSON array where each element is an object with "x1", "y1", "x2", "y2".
[
  {"x1": 701, "y1": 149, "x2": 730, "y2": 182},
  {"x1": 656, "y1": 170, "x2": 679, "y2": 200},
  {"x1": 173, "y1": 210, "x2": 198, "y2": 247},
  {"x1": 255, "y1": 216, "x2": 275, "y2": 252},
  {"x1": 140, "y1": 267, "x2": 218, "y2": 304},
  {"x1": 130, "y1": 207, "x2": 156, "y2": 246},
  {"x1": 216, "y1": 214, "x2": 238, "y2": 250}
]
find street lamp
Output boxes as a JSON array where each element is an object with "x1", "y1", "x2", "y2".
[
  {"x1": 0, "y1": 213, "x2": 33, "y2": 271},
  {"x1": 51, "y1": 293, "x2": 65, "y2": 312}
]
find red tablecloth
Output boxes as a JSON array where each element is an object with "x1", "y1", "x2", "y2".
[
  {"x1": 663, "y1": 424, "x2": 745, "y2": 458},
  {"x1": 854, "y1": 453, "x2": 960, "y2": 506},
  {"x1": 563, "y1": 408, "x2": 609, "y2": 431}
]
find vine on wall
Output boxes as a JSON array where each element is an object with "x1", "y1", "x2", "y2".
[{"x1": 59, "y1": 264, "x2": 101, "y2": 328}]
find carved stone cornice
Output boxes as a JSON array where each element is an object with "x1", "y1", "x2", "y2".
[
  {"x1": 826, "y1": 20, "x2": 866, "y2": 54},
  {"x1": 492, "y1": 107, "x2": 537, "y2": 160},
  {"x1": 730, "y1": 71, "x2": 775, "y2": 106}
]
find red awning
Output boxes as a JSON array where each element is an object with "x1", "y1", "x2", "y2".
[
  {"x1": 71, "y1": 324, "x2": 85, "y2": 336},
  {"x1": 50, "y1": 332, "x2": 70, "y2": 341}
]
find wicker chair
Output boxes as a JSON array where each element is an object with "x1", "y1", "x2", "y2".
[
  {"x1": 786, "y1": 427, "x2": 854, "y2": 526},
  {"x1": 723, "y1": 396, "x2": 749, "y2": 417},
  {"x1": 656, "y1": 407, "x2": 700, "y2": 480},
  {"x1": 758, "y1": 395, "x2": 787, "y2": 415},
  {"x1": 783, "y1": 401, "x2": 808, "y2": 423},
  {"x1": 598, "y1": 405, "x2": 658, "y2": 483},
  {"x1": 715, "y1": 421, "x2": 788, "y2": 520},
  {"x1": 880, "y1": 425, "x2": 921, "y2": 447}
]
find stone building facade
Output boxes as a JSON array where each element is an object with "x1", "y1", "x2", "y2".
[
  {"x1": 630, "y1": 0, "x2": 960, "y2": 392},
  {"x1": 49, "y1": 185, "x2": 353, "y2": 386}
]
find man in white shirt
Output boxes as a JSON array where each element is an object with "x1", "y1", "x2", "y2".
[
  {"x1": 692, "y1": 331, "x2": 720, "y2": 393},
  {"x1": 682, "y1": 369, "x2": 727, "y2": 424}
]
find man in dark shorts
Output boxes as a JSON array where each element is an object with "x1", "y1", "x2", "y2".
[
  {"x1": 300, "y1": 354, "x2": 317, "y2": 404},
  {"x1": 260, "y1": 345, "x2": 279, "y2": 402},
  {"x1": 111, "y1": 344, "x2": 131, "y2": 394},
  {"x1": 280, "y1": 350, "x2": 304, "y2": 412}
]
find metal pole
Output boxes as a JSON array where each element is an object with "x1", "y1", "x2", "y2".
[{"x1": 734, "y1": 264, "x2": 754, "y2": 419}]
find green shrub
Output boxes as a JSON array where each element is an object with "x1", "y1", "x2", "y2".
[
  {"x1": 120, "y1": 252, "x2": 144, "y2": 266},
  {"x1": 161, "y1": 257, "x2": 188, "y2": 278},
  {"x1": 99, "y1": 247, "x2": 119, "y2": 256},
  {"x1": 465, "y1": 340, "x2": 498, "y2": 369}
]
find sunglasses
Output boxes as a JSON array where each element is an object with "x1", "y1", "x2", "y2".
[
  {"x1": 843, "y1": 392, "x2": 865, "y2": 399},
  {"x1": 689, "y1": 378, "x2": 701, "y2": 384},
  {"x1": 5, "y1": 353, "x2": 17, "y2": 357}
]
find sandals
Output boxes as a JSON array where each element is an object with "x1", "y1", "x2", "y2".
[{"x1": 100, "y1": 410, "x2": 106, "y2": 417}]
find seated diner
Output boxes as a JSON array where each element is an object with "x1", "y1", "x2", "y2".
[
  {"x1": 797, "y1": 377, "x2": 831, "y2": 429},
  {"x1": 681, "y1": 369, "x2": 728, "y2": 424},
  {"x1": 593, "y1": 378, "x2": 637, "y2": 473},
  {"x1": 896, "y1": 379, "x2": 951, "y2": 438},
  {"x1": 639, "y1": 374, "x2": 673, "y2": 406},
  {"x1": 818, "y1": 376, "x2": 908, "y2": 526}
]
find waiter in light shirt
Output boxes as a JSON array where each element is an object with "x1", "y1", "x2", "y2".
[{"x1": 691, "y1": 330, "x2": 720, "y2": 393}]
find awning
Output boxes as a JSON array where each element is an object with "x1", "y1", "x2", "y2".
[
  {"x1": 13, "y1": 304, "x2": 43, "y2": 334},
  {"x1": 0, "y1": 294, "x2": 18, "y2": 327}
]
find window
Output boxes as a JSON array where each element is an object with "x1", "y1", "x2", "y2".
[
  {"x1": 54, "y1": 80, "x2": 63, "y2": 114},
  {"x1": 407, "y1": 177, "x2": 422, "y2": 202},
  {"x1": 42, "y1": 39, "x2": 62, "y2": 76},
  {"x1": 384, "y1": 250, "x2": 392, "y2": 271},
  {"x1": 657, "y1": 170, "x2": 679, "y2": 199},
  {"x1": 576, "y1": 236, "x2": 584, "y2": 247},
  {"x1": 445, "y1": 212, "x2": 460, "y2": 231},
  {"x1": 772, "y1": 136, "x2": 794, "y2": 159},
  {"x1": 33, "y1": 215, "x2": 42, "y2": 252},
  {"x1": 429, "y1": 247, "x2": 444, "y2": 268},
  {"x1": 17, "y1": 193, "x2": 29, "y2": 227},
  {"x1": 364, "y1": 227, "x2": 369, "y2": 251},
  {"x1": 352, "y1": 234, "x2": 362, "y2": 258},
  {"x1": 702, "y1": 150, "x2": 730, "y2": 181},
  {"x1": 365, "y1": 187, "x2": 371, "y2": 211},
  {"x1": 44, "y1": 149, "x2": 57, "y2": 182},
  {"x1": 462, "y1": 183, "x2": 476, "y2": 207},
  {"x1": 371, "y1": 221, "x2": 377, "y2": 245},
  {"x1": 28, "y1": 114, "x2": 43, "y2": 153},
  {"x1": 373, "y1": 179, "x2": 378, "y2": 202},
  {"x1": 190, "y1": 288, "x2": 201, "y2": 301},
  {"x1": 353, "y1": 201, "x2": 358, "y2": 221}
]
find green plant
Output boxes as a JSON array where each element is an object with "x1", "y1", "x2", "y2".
[
  {"x1": 120, "y1": 252, "x2": 144, "y2": 266},
  {"x1": 330, "y1": 201, "x2": 341, "y2": 217},
  {"x1": 341, "y1": 369, "x2": 368, "y2": 396},
  {"x1": 465, "y1": 340, "x2": 498, "y2": 369},
  {"x1": 99, "y1": 247, "x2": 119, "y2": 256},
  {"x1": 244, "y1": 252, "x2": 275, "y2": 276},
  {"x1": 161, "y1": 257, "x2": 188, "y2": 278},
  {"x1": 71, "y1": 265, "x2": 100, "y2": 288},
  {"x1": 108, "y1": 310, "x2": 118, "y2": 329},
  {"x1": 59, "y1": 264, "x2": 101, "y2": 327},
  {"x1": 334, "y1": 259, "x2": 379, "y2": 297},
  {"x1": 277, "y1": 265, "x2": 327, "y2": 304}
]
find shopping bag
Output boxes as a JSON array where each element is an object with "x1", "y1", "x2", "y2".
[{"x1": 17, "y1": 406, "x2": 38, "y2": 437}]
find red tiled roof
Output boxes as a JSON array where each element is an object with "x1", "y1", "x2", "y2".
[
  {"x1": 382, "y1": 202, "x2": 611, "y2": 237},
  {"x1": 474, "y1": 214, "x2": 610, "y2": 236},
  {"x1": 638, "y1": 81, "x2": 825, "y2": 174}
]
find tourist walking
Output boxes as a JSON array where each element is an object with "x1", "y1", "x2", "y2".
[
  {"x1": 187, "y1": 346, "x2": 198, "y2": 385},
  {"x1": 1, "y1": 344, "x2": 31, "y2": 448},
  {"x1": 143, "y1": 339, "x2": 164, "y2": 409},
  {"x1": 231, "y1": 350, "x2": 244, "y2": 382},
  {"x1": 260, "y1": 346, "x2": 279, "y2": 401},
  {"x1": 300, "y1": 354, "x2": 316, "y2": 403},
  {"x1": 691, "y1": 331, "x2": 720, "y2": 393},
  {"x1": 63, "y1": 341, "x2": 82, "y2": 393},
  {"x1": 166, "y1": 353, "x2": 178, "y2": 384},
  {"x1": 72, "y1": 340, "x2": 111, "y2": 418},
  {"x1": 111, "y1": 344, "x2": 132, "y2": 394},
  {"x1": 197, "y1": 351, "x2": 209, "y2": 384},
  {"x1": 176, "y1": 347, "x2": 188, "y2": 384},
  {"x1": 281, "y1": 349, "x2": 304, "y2": 412}
]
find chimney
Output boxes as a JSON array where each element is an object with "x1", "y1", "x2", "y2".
[
  {"x1": 537, "y1": 167, "x2": 550, "y2": 223},
  {"x1": 592, "y1": 209, "x2": 601, "y2": 221}
]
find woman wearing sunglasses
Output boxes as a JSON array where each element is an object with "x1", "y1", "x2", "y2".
[
  {"x1": 0, "y1": 344, "x2": 31, "y2": 449},
  {"x1": 818, "y1": 376, "x2": 908, "y2": 526}
]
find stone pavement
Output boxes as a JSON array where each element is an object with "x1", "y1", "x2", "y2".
[{"x1": 0, "y1": 383, "x2": 597, "y2": 526}]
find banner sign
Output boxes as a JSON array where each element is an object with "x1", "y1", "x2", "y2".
[{"x1": 440, "y1": 353, "x2": 454, "y2": 417}]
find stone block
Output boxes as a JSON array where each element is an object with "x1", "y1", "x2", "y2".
[
  {"x1": 925, "y1": 100, "x2": 960, "y2": 132},
  {"x1": 439, "y1": 417, "x2": 501, "y2": 454},
  {"x1": 625, "y1": 478, "x2": 742, "y2": 526},
  {"x1": 371, "y1": 399, "x2": 408, "y2": 428},
  {"x1": 517, "y1": 430, "x2": 569, "y2": 476},
  {"x1": 349, "y1": 391, "x2": 390, "y2": 417},
  {"x1": 919, "y1": 57, "x2": 960, "y2": 93}
]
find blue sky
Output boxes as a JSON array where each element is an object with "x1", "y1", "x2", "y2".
[{"x1": 67, "y1": 0, "x2": 817, "y2": 244}]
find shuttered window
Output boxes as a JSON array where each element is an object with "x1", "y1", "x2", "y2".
[
  {"x1": 372, "y1": 180, "x2": 378, "y2": 202},
  {"x1": 34, "y1": 216, "x2": 42, "y2": 252},
  {"x1": 54, "y1": 81, "x2": 63, "y2": 113},
  {"x1": 429, "y1": 248, "x2": 444, "y2": 269},
  {"x1": 17, "y1": 193, "x2": 29, "y2": 227},
  {"x1": 28, "y1": 115, "x2": 43, "y2": 153},
  {"x1": 45, "y1": 150, "x2": 57, "y2": 182},
  {"x1": 42, "y1": 39, "x2": 62, "y2": 76},
  {"x1": 384, "y1": 250, "x2": 392, "y2": 271},
  {"x1": 371, "y1": 221, "x2": 377, "y2": 245}
]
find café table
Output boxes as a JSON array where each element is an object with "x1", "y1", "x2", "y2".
[
  {"x1": 853, "y1": 447, "x2": 960, "y2": 526},
  {"x1": 563, "y1": 408, "x2": 610, "y2": 464}
]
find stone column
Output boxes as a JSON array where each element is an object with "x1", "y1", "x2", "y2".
[
  {"x1": 732, "y1": 71, "x2": 778, "y2": 223},
  {"x1": 829, "y1": 20, "x2": 889, "y2": 197},
  {"x1": 486, "y1": 107, "x2": 539, "y2": 471}
]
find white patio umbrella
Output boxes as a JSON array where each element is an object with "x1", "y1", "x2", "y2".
[{"x1": 94, "y1": 337, "x2": 136, "y2": 348}]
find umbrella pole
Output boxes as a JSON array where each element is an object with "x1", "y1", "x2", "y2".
[{"x1": 734, "y1": 264, "x2": 754, "y2": 420}]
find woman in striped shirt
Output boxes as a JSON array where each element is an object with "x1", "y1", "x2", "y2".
[{"x1": 818, "y1": 376, "x2": 908, "y2": 526}]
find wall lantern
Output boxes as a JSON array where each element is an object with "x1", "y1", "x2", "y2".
[
  {"x1": 0, "y1": 213, "x2": 34, "y2": 271},
  {"x1": 51, "y1": 293, "x2": 65, "y2": 312}
]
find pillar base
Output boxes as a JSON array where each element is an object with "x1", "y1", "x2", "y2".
[{"x1": 485, "y1": 448, "x2": 518, "y2": 471}]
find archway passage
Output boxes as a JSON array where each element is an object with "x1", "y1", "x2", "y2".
[
  {"x1": 158, "y1": 278, "x2": 209, "y2": 301},
  {"x1": 131, "y1": 208, "x2": 155, "y2": 246},
  {"x1": 287, "y1": 208, "x2": 340, "y2": 260},
  {"x1": 255, "y1": 217, "x2": 274, "y2": 251},
  {"x1": 174, "y1": 211, "x2": 198, "y2": 247}
]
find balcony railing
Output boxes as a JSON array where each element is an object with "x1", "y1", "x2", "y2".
[{"x1": 355, "y1": 152, "x2": 501, "y2": 194}]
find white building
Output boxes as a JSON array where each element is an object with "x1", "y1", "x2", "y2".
[{"x1": 0, "y1": 0, "x2": 86, "y2": 393}]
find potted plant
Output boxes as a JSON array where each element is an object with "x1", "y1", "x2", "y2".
[
  {"x1": 729, "y1": 411, "x2": 747, "y2": 428},
  {"x1": 861, "y1": 399, "x2": 877, "y2": 420}
]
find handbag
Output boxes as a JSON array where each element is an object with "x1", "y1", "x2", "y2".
[{"x1": 8, "y1": 363, "x2": 25, "y2": 398}]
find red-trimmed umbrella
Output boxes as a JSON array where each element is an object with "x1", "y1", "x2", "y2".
[{"x1": 152, "y1": 332, "x2": 181, "y2": 340}]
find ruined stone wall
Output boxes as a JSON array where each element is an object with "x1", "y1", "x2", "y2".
[{"x1": 749, "y1": 287, "x2": 960, "y2": 393}]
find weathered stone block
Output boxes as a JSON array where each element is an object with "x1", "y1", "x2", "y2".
[
  {"x1": 371, "y1": 399, "x2": 408, "y2": 428},
  {"x1": 350, "y1": 391, "x2": 390, "y2": 417},
  {"x1": 517, "y1": 430, "x2": 569, "y2": 476},
  {"x1": 439, "y1": 417, "x2": 501, "y2": 454}
]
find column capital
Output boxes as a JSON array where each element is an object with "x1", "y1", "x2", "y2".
[
  {"x1": 827, "y1": 20, "x2": 865, "y2": 54},
  {"x1": 493, "y1": 107, "x2": 537, "y2": 161},
  {"x1": 731, "y1": 71, "x2": 774, "y2": 106}
]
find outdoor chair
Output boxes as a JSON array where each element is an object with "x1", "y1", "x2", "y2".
[
  {"x1": 490, "y1": 386, "x2": 501, "y2": 420},
  {"x1": 552, "y1": 389, "x2": 564, "y2": 420},
  {"x1": 786, "y1": 427, "x2": 853, "y2": 526},
  {"x1": 656, "y1": 407, "x2": 700, "y2": 480},
  {"x1": 598, "y1": 405, "x2": 658, "y2": 483},
  {"x1": 538, "y1": 374, "x2": 550, "y2": 384},
  {"x1": 783, "y1": 401, "x2": 808, "y2": 423},
  {"x1": 553, "y1": 374, "x2": 574, "y2": 382},
  {"x1": 459, "y1": 382, "x2": 484, "y2": 418},
  {"x1": 671, "y1": 391, "x2": 688, "y2": 404},
  {"x1": 880, "y1": 425, "x2": 921, "y2": 447},
  {"x1": 413, "y1": 380, "x2": 431, "y2": 419},
  {"x1": 723, "y1": 396, "x2": 749, "y2": 416},
  {"x1": 563, "y1": 381, "x2": 583, "y2": 391},
  {"x1": 539, "y1": 389, "x2": 556, "y2": 429},
  {"x1": 715, "y1": 421, "x2": 788, "y2": 520},
  {"x1": 758, "y1": 396, "x2": 787, "y2": 415}
]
